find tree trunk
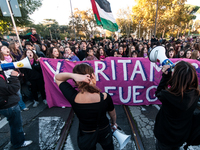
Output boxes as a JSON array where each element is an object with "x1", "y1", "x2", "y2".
[
  {"x1": 184, "y1": 23, "x2": 188, "y2": 36},
  {"x1": 177, "y1": 29, "x2": 180, "y2": 39},
  {"x1": 162, "y1": 27, "x2": 166, "y2": 38}
]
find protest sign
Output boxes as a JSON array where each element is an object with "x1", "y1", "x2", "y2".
[{"x1": 40, "y1": 57, "x2": 200, "y2": 108}]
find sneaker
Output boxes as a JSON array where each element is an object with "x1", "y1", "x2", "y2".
[
  {"x1": 20, "y1": 140, "x2": 33, "y2": 147},
  {"x1": 33, "y1": 101, "x2": 39, "y2": 107},
  {"x1": 188, "y1": 146, "x2": 194, "y2": 150},
  {"x1": 23, "y1": 108, "x2": 29, "y2": 111},
  {"x1": 43, "y1": 99, "x2": 47, "y2": 105}
]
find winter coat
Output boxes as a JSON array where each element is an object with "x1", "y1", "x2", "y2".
[{"x1": 0, "y1": 74, "x2": 20, "y2": 109}]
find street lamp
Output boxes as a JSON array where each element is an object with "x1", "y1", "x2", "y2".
[
  {"x1": 154, "y1": 0, "x2": 158, "y2": 36},
  {"x1": 47, "y1": 25, "x2": 52, "y2": 40},
  {"x1": 70, "y1": 0, "x2": 76, "y2": 40},
  {"x1": 139, "y1": 20, "x2": 141, "y2": 39}
]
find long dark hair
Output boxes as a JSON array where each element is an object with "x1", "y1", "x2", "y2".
[
  {"x1": 73, "y1": 63, "x2": 101, "y2": 93},
  {"x1": 96, "y1": 47, "x2": 107, "y2": 59},
  {"x1": 47, "y1": 47, "x2": 62, "y2": 59},
  {"x1": 166, "y1": 61, "x2": 200, "y2": 98},
  {"x1": 0, "y1": 46, "x2": 14, "y2": 61},
  {"x1": 21, "y1": 49, "x2": 38, "y2": 61},
  {"x1": 9, "y1": 42, "x2": 22, "y2": 56}
]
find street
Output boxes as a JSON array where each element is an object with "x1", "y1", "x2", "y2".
[{"x1": 1, "y1": 101, "x2": 200, "y2": 150}]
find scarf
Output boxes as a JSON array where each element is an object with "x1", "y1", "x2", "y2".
[
  {"x1": 100, "y1": 55, "x2": 105, "y2": 60},
  {"x1": 85, "y1": 55, "x2": 98, "y2": 61},
  {"x1": 30, "y1": 58, "x2": 34, "y2": 65},
  {"x1": 4, "y1": 55, "x2": 12, "y2": 63},
  {"x1": 64, "y1": 52, "x2": 75, "y2": 59},
  {"x1": 144, "y1": 53, "x2": 148, "y2": 58}
]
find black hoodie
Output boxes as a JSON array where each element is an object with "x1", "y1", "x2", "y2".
[
  {"x1": 20, "y1": 60, "x2": 43, "y2": 82},
  {"x1": 154, "y1": 72, "x2": 199, "y2": 147}
]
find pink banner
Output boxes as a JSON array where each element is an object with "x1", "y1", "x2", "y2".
[{"x1": 40, "y1": 57, "x2": 200, "y2": 108}]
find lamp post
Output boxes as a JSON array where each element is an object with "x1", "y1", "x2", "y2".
[
  {"x1": 70, "y1": 0, "x2": 76, "y2": 40},
  {"x1": 154, "y1": 0, "x2": 158, "y2": 36},
  {"x1": 139, "y1": 21, "x2": 141, "y2": 39},
  {"x1": 6, "y1": 0, "x2": 23, "y2": 50},
  {"x1": 47, "y1": 25, "x2": 52, "y2": 40}
]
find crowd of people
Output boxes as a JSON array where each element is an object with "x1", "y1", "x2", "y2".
[
  {"x1": 1, "y1": 28, "x2": 200, "y2": 149},
  {"x1": 0, "y1": 28, "x2": 200, "y2": 109}
]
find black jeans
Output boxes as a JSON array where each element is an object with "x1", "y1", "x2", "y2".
[
  {"x1": 81, "y1": 125, "x2": 114, "y2": 150},
  {"x1": 156, "y1": 139, "x2": 180, "y2": 150},
  {"x1": 30, "y1": 78, "x2": 46, "y2": 101}
]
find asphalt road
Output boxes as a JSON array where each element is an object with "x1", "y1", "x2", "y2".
[{"x1": 1, "y1": 102, "x2": 200, "y2": 150}]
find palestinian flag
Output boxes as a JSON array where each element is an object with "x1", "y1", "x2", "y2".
[{"x1": 91, "y1": 0, "x2": 118, "y2": 32}]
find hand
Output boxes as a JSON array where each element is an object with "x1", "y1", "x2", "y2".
[
  {"x1": 37, "y1": 57, "x2": 41, "y2": 62},
  {"x1": 11, "y1": 71, "x2": 19, "y2": 77},
  {"x1": 65, "y1": 59, "x2": 69, "y2": 61},
  {"x1": 89, "y1": 73, "x2": 96, "y2": 85},
  {"x1": 73, "y1": 61, "x2": 76, "y2": 63},
  {"x1": 73, "y1": 74, "x2": 91, "y2": 83},
  {"x1": 111, "y1": 123, "x2": 118, "y2": 132},
  {"x1": 162, "y1": 65, "x2": 170, "y2": 74}
]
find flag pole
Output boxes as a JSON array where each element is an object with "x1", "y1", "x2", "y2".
[
  {"x1": 70, "y1": 0, "x2": 76, "y2": 41},
  {"x1": 6, "y1": 0, "x2": 23, "y2": 50}
]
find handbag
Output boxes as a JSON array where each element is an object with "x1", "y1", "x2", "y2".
[{"x1": 77, "y1": 93, "x2": 104, "y2": 150}]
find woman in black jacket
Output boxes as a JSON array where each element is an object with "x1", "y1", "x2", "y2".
[
  {"x1": 0, "y1": 70, "x2": 32, "y2": 148},
  {"x1": 55, "y1": 63, "x2": 117, "y2": 150},
  {"x1": 154, "y1": 61, "x2": 200, "y2": 149},
  {"x1": 20, "y1": 50, "x2": 46, "y2": 107}
]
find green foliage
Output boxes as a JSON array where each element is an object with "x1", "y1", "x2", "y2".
[
  {"x1": 129, "y1": 0, "x2": 200, "y2": 38},
  {"x1": 69, "y1": 8, "x2": 99, "y2": 39},
  {"x1": 0, "y1": 0, "x2": 42, "y2": 34},
  {"x1": 23, "y1": 19, "x2": 71, "y2": 40},
  {"x1": 116, "y1": 7, "x2": 138, "y2": 37}
]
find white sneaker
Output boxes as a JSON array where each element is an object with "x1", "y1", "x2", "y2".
[
  {"x1": 43, "y1": 99, "x2": 47, "y2": 105},
  {"x1": 188, "y1": 146, "x2": 194, "y2": 150},
  {"x1": 33, "y1": 101, "x2": 39, "y2": 107},
  {"x1": 20, "y1": 140, "x2": 33, "y2": 147},
  {"x1": 23, "y1": 108, "x2": 29, "y2": 111}
]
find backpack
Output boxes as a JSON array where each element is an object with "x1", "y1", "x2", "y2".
[{"x1": 0, "y1": 74, "x2": 8, "y2": 107}]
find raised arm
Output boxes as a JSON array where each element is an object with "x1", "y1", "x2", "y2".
[
  {"x1": 155, "y1": 65, "x2": 172, "y2": 100},
  {"x1": 0, "y1": 71, "x2": 20, "y2": 96},
  {"x1": 55, "y1": 72, "x2": 91, "y2": 87}
]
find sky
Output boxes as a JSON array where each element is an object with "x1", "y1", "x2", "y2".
[{"x1": 30, "y1": 0, "x2": 200, "y2": 25}]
